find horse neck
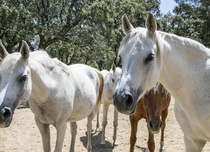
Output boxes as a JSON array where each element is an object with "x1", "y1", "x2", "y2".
[
  {"x1": 158, "y1": 32, "x2": 210, "y2": 100},
  {"x1": 28, "y1": 56, "x2": 63, "y2": 102}
]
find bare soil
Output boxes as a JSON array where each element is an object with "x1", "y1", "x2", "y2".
[{"x1": 0, "y1": 97, "x2": 210, "y2": 152}]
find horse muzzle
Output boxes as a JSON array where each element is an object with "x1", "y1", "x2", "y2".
[
  {"x1": 0, "y1": 107, "x2": 13, "y2": 128},
  {"x1": 113, "y1": 91, "x2": 136, "y2": 115},
  {"x1": 147, "y1": 119, "x2": 162, "y2": 134}
]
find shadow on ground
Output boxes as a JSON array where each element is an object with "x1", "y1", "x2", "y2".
[{"x1": 80, "y1": 131, "x2": 116, "y2": 152}]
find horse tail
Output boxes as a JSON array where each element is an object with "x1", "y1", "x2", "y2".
[{"x1": 94, "y1": 69, "x2": 104, "y2": 114}]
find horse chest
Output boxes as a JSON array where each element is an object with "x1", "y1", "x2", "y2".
[
  {"x1": 174, "y1": 100, "x2": 210, "y2": 140},
  {"x1": 38, "y1": 109, "x2": 55, "y2": 125},
  {"x1": 30, "y1": 102, "x2": 66, "y2": 126},
  {"x1": 30, "y1": 106, "x2": 54, "y2": 126}
]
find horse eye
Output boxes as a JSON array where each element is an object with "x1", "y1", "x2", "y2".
[
  {"x1": 112, "y1": 78, "x2": 115, "y2": 83},
  {"x1": 115, "y1": 56, "x2": 122, "y2": 68},
  {"x1": 19, "y1": 75, "x2": 28, "y2": 82},
  {"x1": 144, "y1": 53, "x2": 154, "y2": 64}
]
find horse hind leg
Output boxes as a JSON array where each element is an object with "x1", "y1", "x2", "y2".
[
  {"x1": 95, "y1": 110, "x2": 100, "y2": 132},
  {"x1": 86, "y1": 111, "x2": 95, "y2": 152},
  {"x1": 113, "y1": 107, "x2": 119, "y2": 146},
  {"x1": 100, "y1": 101, "x2": 110, "y2": 146},
  {"x1": 70, "y1": 122, "x2": 77, "y2": 152}
]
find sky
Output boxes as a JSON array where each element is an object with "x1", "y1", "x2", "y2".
[{"x1": 160, "y1": 0, "x2": 177, "y2": 14}]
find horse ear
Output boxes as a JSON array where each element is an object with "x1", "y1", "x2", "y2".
[
  {"x1": 122, "y1": 14, "x2": 134, "y2": 35},
  {"x1": 20, "y1": 40, "x2": 29, "y2": 60},
  {"x1": 0, "y1": 39, "x2": 8, "y2": 59},
  {"x1": 145, "y1": 12, "x2": 157, "y2": 36},
  {"x1": 111, "y1": 63, "x2": 116, "y2": 72}
]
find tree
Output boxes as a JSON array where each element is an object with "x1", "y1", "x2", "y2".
[
  {"x1": 160, "y1": 0, "x2": 210, "y2": 47},
  {"x1": 0, "y1": 0, "x2": 161, "y2": 69}
]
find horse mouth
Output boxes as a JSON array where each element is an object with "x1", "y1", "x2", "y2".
[
  {"x1": 0, "y1": 117, "x2": 12, "y2": 128},
  {"x1": 114, "y1": 101, "x2": 137, "y2": 115},
  {"x1": 0, "y1": 108, "x2": 13, "y2": 128},
  {"x1": 113, "y1": 89, "x2": 140, "y2": 115},
  {"x1": 148, "y1": 128, "x2": 160, "y2": 134}
]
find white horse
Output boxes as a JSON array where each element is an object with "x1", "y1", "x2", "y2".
[
  {"x1": 114, "y1": 12, "x2": 210, "y2": 152},
  {"x1": 100, "y1": 69, "x2": 109, "y2": 78},
  {"x1": 0, "y1": 40, "x2": 29, "y2": 127},
  {"x1": 0, "y1": 40, "x2": 103, "y2": 152},
  {"x1": 100, "y1": 64, "x2": 122, "y2": 147}
]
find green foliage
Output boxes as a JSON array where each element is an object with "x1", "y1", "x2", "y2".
[
  {"x1": 161, "y1": 0, "x2": 210, "y2": 47},
  {"x1": 0, "y1": 0, "x2": 160, "y2": 70},
  {"x1": 2, "y1": 0, "x2": 210, "y2": 70}
]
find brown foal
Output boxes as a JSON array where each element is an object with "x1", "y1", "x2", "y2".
[{"x1": 129, "y1": 83, "x2": 171, "y2": 152}]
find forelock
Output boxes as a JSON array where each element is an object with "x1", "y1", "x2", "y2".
[
  {"x1": 119, "y1": 27, "x2": 148, "y2": 54},
  {"x1": 0, "y1": 52, "x2": 22, "y2": 71}
]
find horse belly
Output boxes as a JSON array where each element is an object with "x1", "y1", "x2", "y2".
[
  {"x1": 68, "y1": 94, "x2": 97, "y2": 122},
  {"x1": 68, "y1": 109, "x2": 94, "y2": 122},
  {"x1": 67, "y1": 66, "x2": 99, "y2": 122}
]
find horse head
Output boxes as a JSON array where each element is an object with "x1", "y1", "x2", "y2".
[
  {"x1": 0, "y1": 40, "x2": 31, "y2": 127},
  {"x1": 143, "y1": 83, "x2": 162, "y2": 133},
  {"x1": 109, "y1": 63, "x2": 122, "y2": 89},
  {"x1": 113, "y1": 12, "x2": 162, "y2": 115}
]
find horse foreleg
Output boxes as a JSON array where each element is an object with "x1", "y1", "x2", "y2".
[
  {"x1": 148, "y1": 131, "x2": 155, "y2": 152},
  {"x1": 35, "y1": 118, "x2": 51, "y2": 152},
  {"x1": 159, "y1": 108, "x2": 168, "y2": 152},
  {"x1": 129, "y1": 115, "x2": 138, "y2": 152},
  {"x1": 100, "y1": 102, "x2": 110, "y2": 146},
  {"x1": 54, "y1": 121, "x2": 67, "y2": 152},
  {"x1": 174, "y1": 102, "x2": 205, "y2": 152},
  {"x1": 87, "y1": 112, "x2": 95, "y2": 152},
  {"x1": 70, "y1": 122, "x2": 77, "y2": 152},
  {"x1": 113, "y1": 107, "x2": 118, "y2": 146},
  {"x1": 184, "y1": 134, "x2": 206, "y2": 152}
]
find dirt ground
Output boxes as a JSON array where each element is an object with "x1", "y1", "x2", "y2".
[{"x1": 0, "y1": 97, "x2": 210, "y2": 152}]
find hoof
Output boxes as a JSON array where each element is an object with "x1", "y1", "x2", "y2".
[
  {"x1": 144, "y1": 149, "x2": 150, "y2": 152},
  {"x1": 95, "y1": 127, "x2": 101, "y2": 132},
  {"x1": 100, "y1": 141, "x2": 106, "y2": 148},
  {"x1": 113, "y1": 141, "x2": 118, "y2": 146},
  {"x1": 159, "y1": 148, "x2": 165, "y2": 152}
]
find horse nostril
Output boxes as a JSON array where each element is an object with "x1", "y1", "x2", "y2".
[
  {"x1": 1, "y1": 107, "x2": 12, "y2": 120},
  {"x1": 149, "y1": 120, "x2": 153, "y2": 128},
  {"x1": 123, "y1": 94, "x2": 133, "y2": 107}
]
